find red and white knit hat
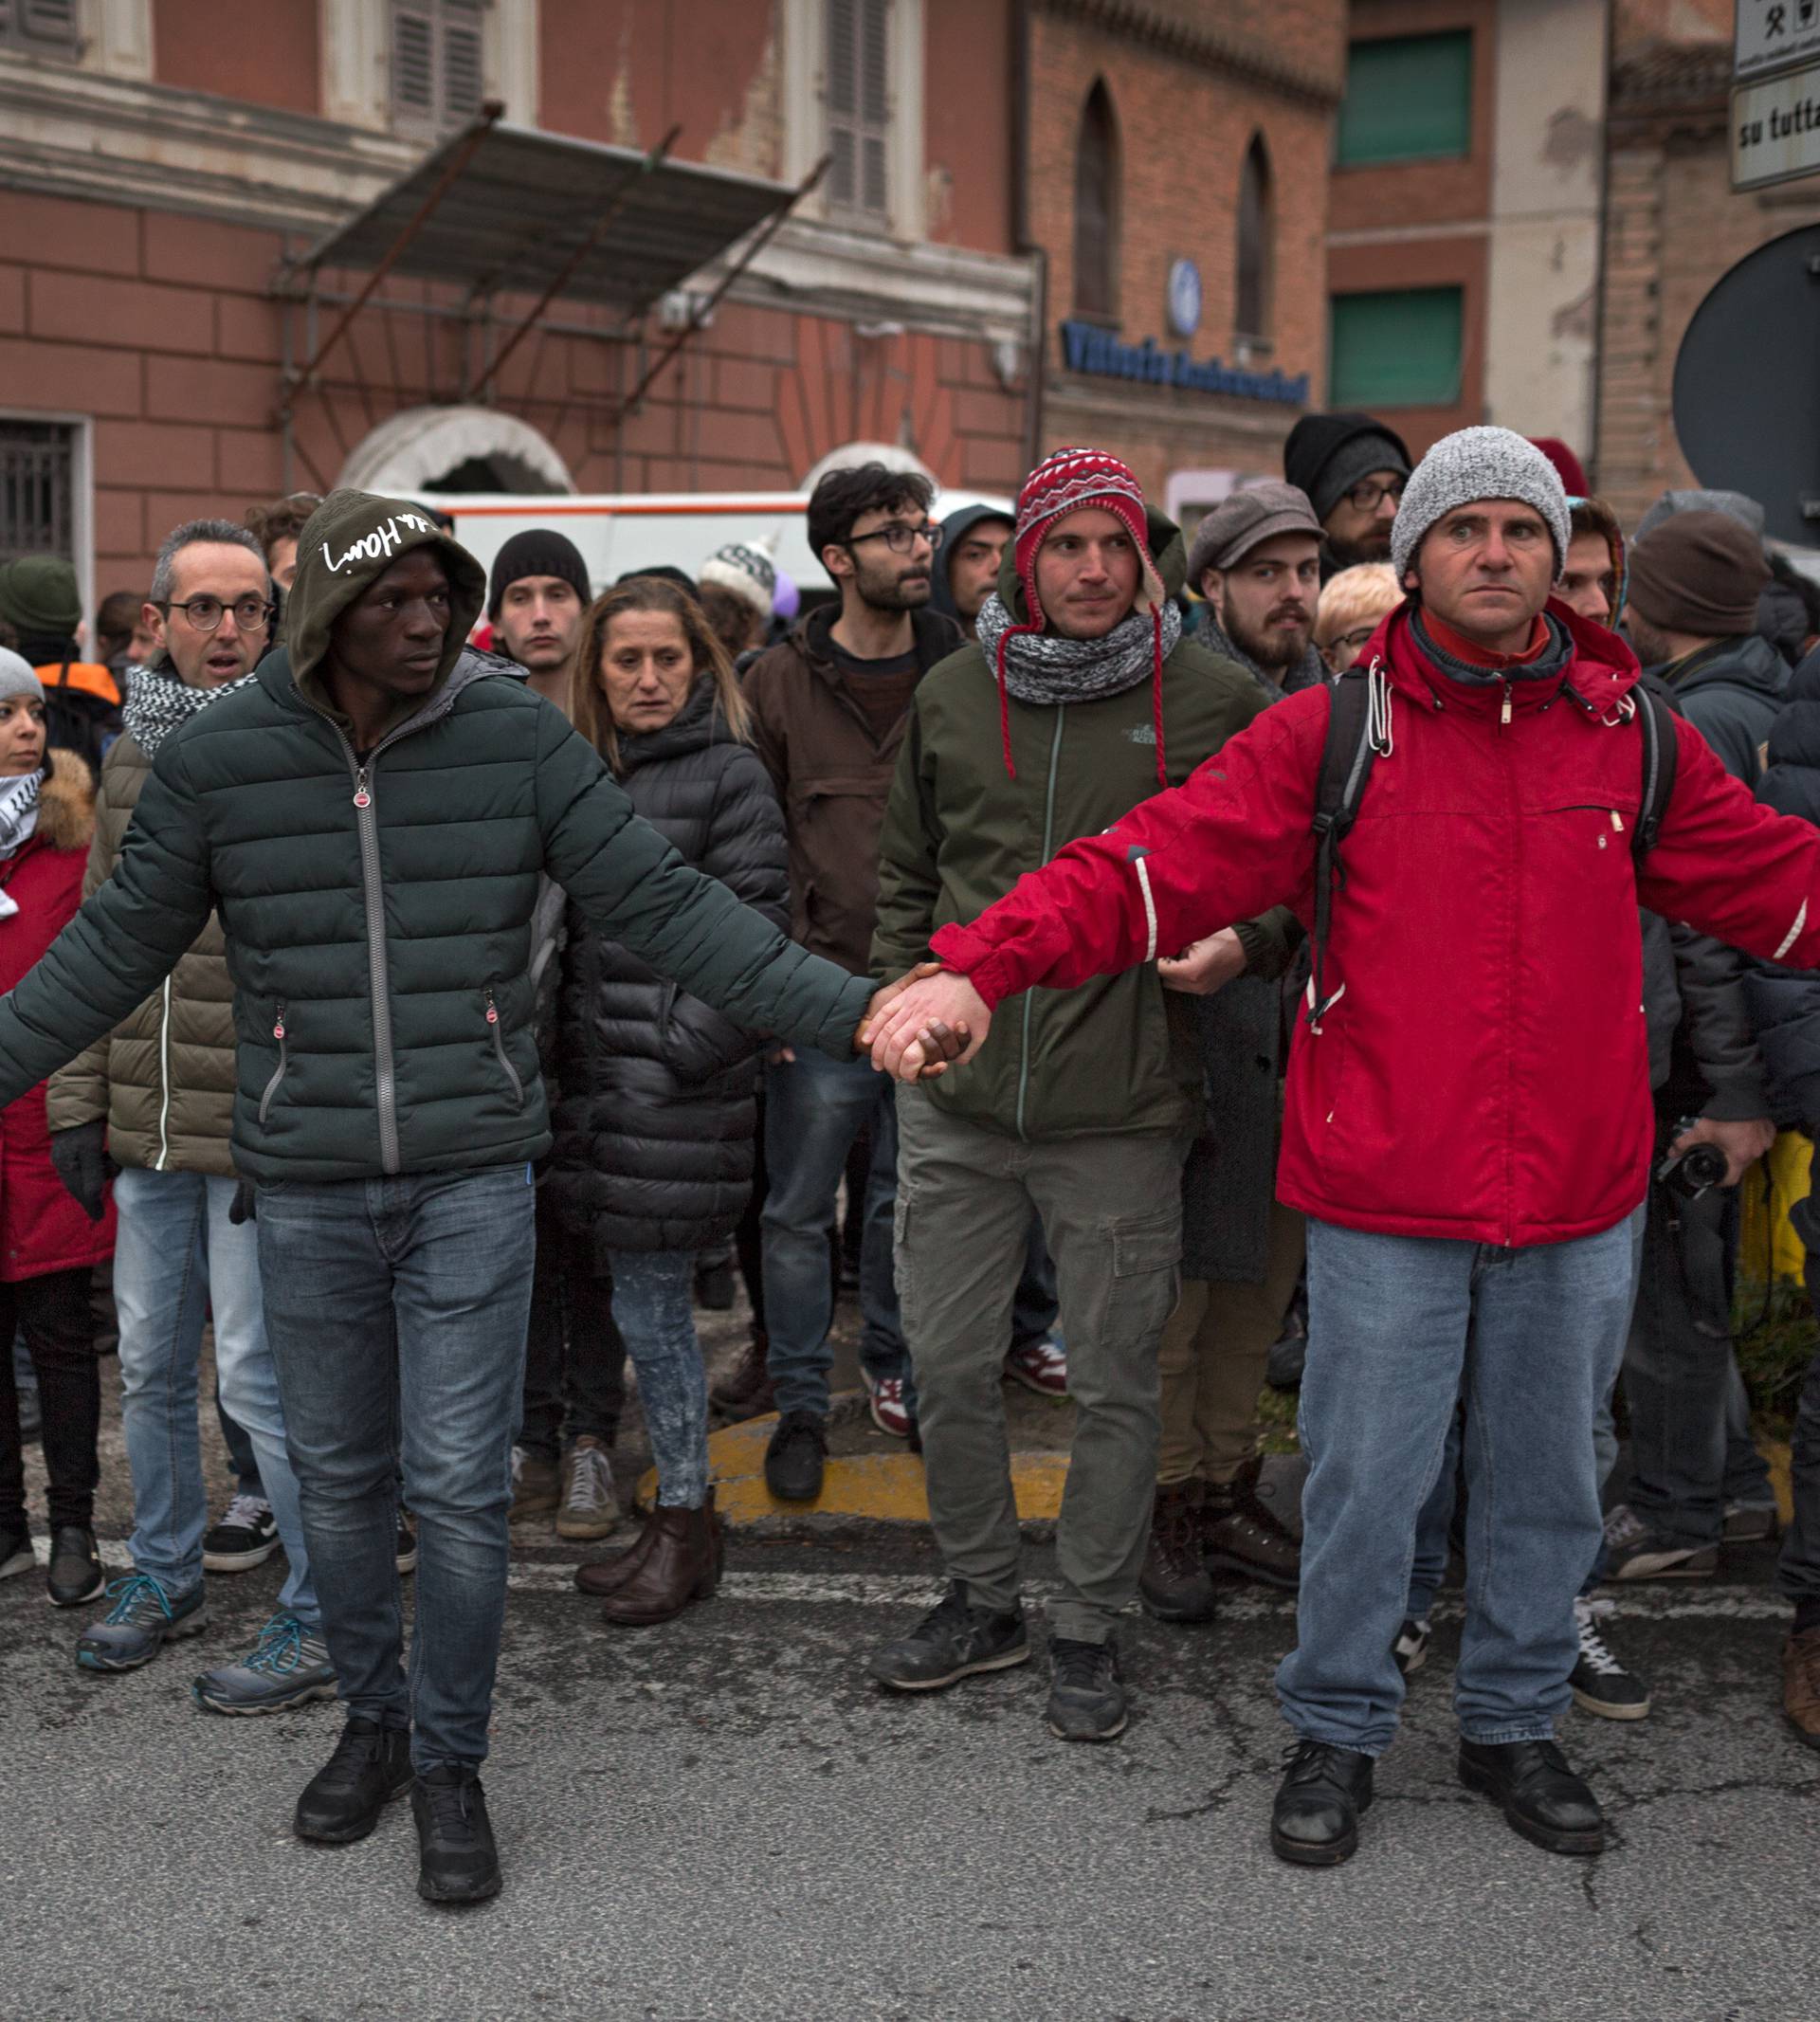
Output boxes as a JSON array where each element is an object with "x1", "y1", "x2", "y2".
[{"x1": 995, "y1": 446, "x2": 1170, "y2": 786}]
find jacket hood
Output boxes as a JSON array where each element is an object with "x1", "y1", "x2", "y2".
[
  {"x1": 284, "y1": 488, "x2": 488, "y2": 716},
  {"x1": 930, "y1": 502, "x2": 1015, "y2": 624},
  {"x1": 1568, "y1": 496, "x2": 1629, "y2": 624},
  {"x1": 1372, "y1": 594, "x2": 1641, "y2": 716},
  {"x1": 1657, "y1": 631, "x2": 1790, "y2": 706},
  {"x1": 995, "y1": 502, "x2": 1188, "y2": 624},
  {"x1": 34, "y1": 747, "x2": 96, "y2": 852}
]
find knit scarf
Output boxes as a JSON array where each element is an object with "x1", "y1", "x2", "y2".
[
  {"x1": 0, "y1": 768, "x2": 44, "y2": 919},
  {"x1": 1198, "y1": 613, "x2": 1326, "y2": 700},
  {"x1": 975, "y1": 592, "x2": 1182, "y2": 787},
  {"x1": 123, "y1": 659, "x2": 260, "y2": 757}
]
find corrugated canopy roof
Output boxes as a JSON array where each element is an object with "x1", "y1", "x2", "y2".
[{"x1": 291, "y1": 117, "x2": 796, "y2": 315}]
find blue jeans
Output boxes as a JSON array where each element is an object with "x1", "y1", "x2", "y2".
[
  {"x1": 257, "y1": 1168, "x2": 536, "y2": 1772},
  {"x1": 605, "y1": 1249, "x2": 709, "y2": 1508},
  {"x1": 113, "y1": 1167, "x2": 315, "y2": 1627},
  {"x1": 760, "y1": 1048, "x2": 907, "y2": 1418},
  {"x1": 1281, "y1": 1210, "x2": 1644, "y2": 1754}
]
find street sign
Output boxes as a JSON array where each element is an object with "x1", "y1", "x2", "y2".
[
  {"x1": 1671, "y1": 222, "x2": 1820, "y2": 548},
  {"x1": 1733, "y1": 59, "x2": 1820, "y2": 187},
  {"x1": 1736, "y1": 0, "x2": 1820, "y2": 82}
]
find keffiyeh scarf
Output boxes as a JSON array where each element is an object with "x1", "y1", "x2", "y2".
[
  {"x1": 123, "y1": 660, "x2": 261, "y2": 758},
  {"x1": 0, "y1": 767, "x2": 44, "y2": 919}
]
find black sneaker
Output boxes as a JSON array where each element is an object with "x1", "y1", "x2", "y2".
[
  {"x1": 1570, "y1": 1597, "x2": 1650, "y2": 1721},
  {"x1": 396, "y1": 1513, "x2": 418, "y2": 1576},
  {"x1": 412, "y1": 1764, "x2": 501, "y2": 1904},
  {"x1": 202, "y1": 1492, "x2": 279, "y2": 1574},
  {"x1": 46, "y1": 1524, "x2": 103, "y2": 1609},
  {"x1": 0, "y1": 1523, "x2": 33, "y2": 1583},
  {"x1": 1046, "y1": 1636, "x2": 1127, "y2": 1741},
  {"x1": 1271, "y1": 1740, "x2": 1374, "y2": 1867},
  {"x1": 763, "y1": 1411, "x2": 827, "y2": 1503},
  {"x1": 1458, "y1": 1738, "x2": 1604, "y2": 1856},
  {"x1": 1392, "y1": 1615, "x2": 1431, "y2": 1676},
  {"x1": 293, "y1": 1717, "x2": 414, "y2": 1844},
  {"x1": 868, "y1": 1582, "x2": 1030, "y2": 1691}
]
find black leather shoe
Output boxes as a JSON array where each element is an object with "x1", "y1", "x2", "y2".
[
  {"x1": 412, "y1": 1764, "x2": 501, "y2": 1904},
  {"x1": 1458, "y1": 1738, "x2": 1604, "y2": 1856},
  {"x1": 46, "y1": 1524, "x2": 103, "y2": 1608},
  {"x1": 764, "y1": 1411, "x2": 827, "y2": 1503},
  {"x1": 293, "y1": 1718, "x2": 414, "y2": 1844},
  {"x1": 1270, "y1": 1740, "x2": 1374, "y2": 1866}
]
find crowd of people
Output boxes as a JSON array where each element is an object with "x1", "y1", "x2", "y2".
[{"x1": 1, "y1": 407, "x2": 1818, "y2": 1904}]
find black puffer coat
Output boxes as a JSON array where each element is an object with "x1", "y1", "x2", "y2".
[
  {"x1": 551, "y1": 678, "x2": 788, "y2": 1260},
  {"x1": 1746, "y1": 647, "x2": 1820, "y2": 1126}
]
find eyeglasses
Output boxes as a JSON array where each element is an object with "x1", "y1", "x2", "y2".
[
  {"x1": 844, "y1": 520, "x2": 944, "y2": 556},
  {"x1": 1344, "y1": 478, "x2": 1407, "y2": 514},
  {"x1": 161, "y1": 594, "x2": 276, "y2": 633}
]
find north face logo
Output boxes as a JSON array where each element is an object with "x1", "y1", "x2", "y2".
[{"x1": 1126, "y1": 724, "x2": 1156, "y2": 745}]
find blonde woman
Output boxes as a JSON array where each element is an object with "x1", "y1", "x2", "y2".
[{"x1": 1315, "y1": 562, "x2": 1402, "y2": 673}]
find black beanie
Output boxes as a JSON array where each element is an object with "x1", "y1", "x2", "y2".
[{"x1": 486, "y1": 528, "x2": 592, "y2": 620}]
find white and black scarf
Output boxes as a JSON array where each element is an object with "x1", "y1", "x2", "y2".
[
  {"x1": 123, "y1": 659, "x2": 260, "y2": 758},
  {"x1": 976, "y1": 592, "x2": 1182, "y2": 708},
  {"x1": 0, "y1": 768, "x2": 45, "y2": 919}
]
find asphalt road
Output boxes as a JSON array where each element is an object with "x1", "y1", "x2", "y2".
[{"x1": 3, "y1": 1521, "x2": 1816, "y2": 2022}]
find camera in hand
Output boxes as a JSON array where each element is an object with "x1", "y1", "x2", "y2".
[{"x1": 1655, "y1": 1119, "x2": 1727, "y2": 1203}]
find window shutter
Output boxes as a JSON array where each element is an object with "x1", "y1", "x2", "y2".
[
  {"x1": 392, "y1": 7, "x2": 436, "y2": 118},
  {"x1": 444, "y1": 0, "x2": 484, "y2": 122},
  {"x1": 1329, "y1": 286, "x2": 1463, "y2": 408},
  {"x1": 21, "y1": 0, "x2": 78, "y2": 49},
  {"x1": 825, "y1": 0, "x2": 890, "y2": 222}
]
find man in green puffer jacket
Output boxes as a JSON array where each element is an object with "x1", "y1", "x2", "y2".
[
  {"x1": 0, "y1": 488, "x2": 912, "y2": 1908},
  {"x1": 865, "y1": 448, "x2": 1299, "y2": 1743}
]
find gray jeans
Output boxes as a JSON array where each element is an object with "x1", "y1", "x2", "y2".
[{"x1": 894, "y1": 1088, "x2": 1187, "y2": 1643}]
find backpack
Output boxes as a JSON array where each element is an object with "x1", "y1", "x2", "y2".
[{"x1": 1305, "y1": 662, "x2": 1680, "y2": 1030}]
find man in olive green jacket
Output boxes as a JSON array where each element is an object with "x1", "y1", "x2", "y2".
[
  {"x1": 867, "y1": 449, "x2": 1295, "y2": 1743},
  {"x1": 0, "y1": 489, "x2": 905, "y2": 1906}
]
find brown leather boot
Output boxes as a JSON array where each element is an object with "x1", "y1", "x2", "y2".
[
  {"x1": 599, "y1": 1491, "x2": 723, "y2": 1626},
  {"x1": 1784, "y1": 1623, "x2": 1820, "y2": 1748},
  {"x1": 574, "y1": 1519, "x2": 659, "y2": 1597},
  {"x1": 1138, "y1": 1482, "x2": 1217, "y2": 1623},
  {"x1": 1202, "y1": 1455, "x2": 1301, "y2": 1591},
  {"x1": 710, "y1": 1334, "x2": 775, "y2": 1422}
]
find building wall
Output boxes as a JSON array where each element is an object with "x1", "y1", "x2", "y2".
[{"x1": 153, "y1": 0, "x2": 321, "y2": 114}]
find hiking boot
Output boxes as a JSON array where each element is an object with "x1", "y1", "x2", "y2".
[
  {"x1": 1003, "y1": 1336, "x2": 1069, "y2": 1398},
  {"x1": 1723, "y1": 1500, "x2": 1780, "y2": 1545},
  {"x1": 294, "y1": 1717, "x2": 413, "y2": 1844},
  {"x1": 1202, "y1": 1458, "x2": 1301, "y2": 1590},
  {"x1": 396, "y1": 1512, "x2": 418, "y2": 1576},
  {"x1": 46, "y1": 1524, "x2": 103, "y2": 1609},
  {"x1": 1265, "y1": 1310, "x2": 1307, "y2": 1392},
  {"x1": 76, "y1": 1573, "x2": 208, "y2": 1672},
  {"x1": 1459, "y1": 1738, "x2": 1604, "y2": 1855},
  {"x1": 1602, "y1": 1503, "x2": 1718, "y2": 1580},
  {"x1": 1271, "y1": 1740, "x2": 1374, "y2": 1866},
  {"x1": 193, "y1": 1612, "x2": 338, "y2": 1716},
  {"x1": 868, "y1": 1582, "x2": 1030, "y2": 1691},
  {"x1": 412, "y1": 1765, "x2": 501, "y2": 1904},
  {"x1": 574, "y1": 1522, "x2": 659, "y2": 1597},
  {"x1": 764, "y1": 1410, "x2": 827, "y2": 1503},
  {"x1": 710, "y1": 1333, "x2": 774, "y2": 1421},
  {"x1": 864, "y1": 1373, "x2": 913, "y2": 1439},
  {"x1": 598, "y1": 1494, "x2": 722, "y2": 1628},
  {"x1": 1392, "y1": 1616, "x2": 1431, "y2": 1677},
  {"x1": 0, "y1": 1522, "x2": 33, "y2": 1583},
  {"x1": 1046, "y1": 1636, "x2": 1127, "y2": 1741},
  {"x1": 1139, "y1": 1483, "x2": 1216, "y2": 1624},
  {"x1": 1571, "y1": 1596, "x2": 1650, "y2": 1721},
  {"x1": 201, "y1": 1491, "x2": 278, "y2": 1574},
  {"x1": 1783, "y1": 1623, "x2": 1820, "y2": 1749},
  {"x1": 509, "y1": 1445, "x2": 560, "y2": 1521},
  {"x1": 555, "y1": 1435, "x2": 619, "y2": 1541}
]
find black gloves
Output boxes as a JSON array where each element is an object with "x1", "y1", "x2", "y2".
[
  {"x1": 48, "y1": 1120, "x2": 115, "y2": 1223},
  {"x1": 228, "y1": 1179, "x2": 257, "y2": 1226}
]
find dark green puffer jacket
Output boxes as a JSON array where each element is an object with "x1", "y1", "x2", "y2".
[{"x1": 0, "y1": 489, "x2": 875, "y2": 1181}]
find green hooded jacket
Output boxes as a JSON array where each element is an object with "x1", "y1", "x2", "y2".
[
  {"x1": 0, "y1": 489, "x2": 874, "y2": 1181},
  {"x1": 872, "y1": 506, "x2": 1299, "y2": 1141}
]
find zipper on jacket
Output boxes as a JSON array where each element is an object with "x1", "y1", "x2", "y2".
[
  {"x1": 258, "y1": 1002, "x2": 288, "y2": 1125},
  {"x1": 1014, "y1": 706, "x2": 1068, "y2": 1142},
  {"x1": 1500, "y1": 679, "x2": 1512, "y2": 728},
  {"x1": 484, "y1": 987, "x2": 525, "y2": 1109},
  {"x1": 155, "y1": 976, "x2": 173, "y2": 1171}
]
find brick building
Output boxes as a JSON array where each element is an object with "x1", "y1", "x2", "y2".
[
  {"x1": 0, "y1": 0, "x2": 1039, "y2": 611},
  {"x1": 1594, "y1": 0, "x2": 1820, "y2": 528}
]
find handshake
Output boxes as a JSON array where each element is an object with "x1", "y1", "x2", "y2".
[{"x1": 855, "y1": 962, "x2": 992, "y2": 1083}]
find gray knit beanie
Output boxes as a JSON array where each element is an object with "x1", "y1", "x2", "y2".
[
  {"x1": 0, "y1": 647, "x2": 44, "y2": 707},
  {"x1": 1391, "y1": 426, "x2": 1572, "y2": 584}
]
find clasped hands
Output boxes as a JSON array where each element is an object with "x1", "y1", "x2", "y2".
[{"x1": 855, "y1": 961, "x2": 992, "y2": 1082}]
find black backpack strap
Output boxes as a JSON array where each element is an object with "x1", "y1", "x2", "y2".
[
  {"x1": 1306, "y1": 665, "x2": 1381, "y2": 1030},
  {"x1": 1631, "y1": 687, "x2": 1678, "y2": 862}
]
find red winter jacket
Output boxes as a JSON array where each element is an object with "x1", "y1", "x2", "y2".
[
  {"x1": 0, "y1": 756, "x2": 115, "y2": 1282},
  {"x1": 931, "y1": 601, "x2": 1820, "y2": 1248}
]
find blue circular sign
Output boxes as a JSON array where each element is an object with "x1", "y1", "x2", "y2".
[{"x1": 1167, "y1": 258, "x2": 1203, "y2": 339}]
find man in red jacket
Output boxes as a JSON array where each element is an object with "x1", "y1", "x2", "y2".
[{"x1": 863, "y1": 427, "x2": 1820, "y2": 1867}]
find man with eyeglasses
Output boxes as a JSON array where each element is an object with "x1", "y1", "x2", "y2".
[
  {"x1": 1283, "y1": 411, "x2": 1412, "y2": 581},
  {"x1": 43, "y1": 519, "x2": 335, "y2": 1715},
  {"x1": 742, "y1": 463, "x2": 962, "y2": 1497}
]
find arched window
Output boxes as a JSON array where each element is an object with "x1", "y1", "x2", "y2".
[
  {"x1": 1235, "y1": 134, "x2": 1274, "y2": 348},
  {"x1": 1073, "y1": 82, "x2": 1120, "y2": 322}
]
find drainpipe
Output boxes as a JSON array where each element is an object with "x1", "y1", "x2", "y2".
[
  {"x1": 1012, "y1": 0, "x2": 1046, "y2": 471},
  {"x1": 1587, "y1": 0, "x2": 1615, "y2": 488}
]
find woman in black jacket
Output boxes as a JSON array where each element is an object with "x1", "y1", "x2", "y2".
[{"x1": 552, "y1": 577, "x2": 788, "y2": 1625}]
